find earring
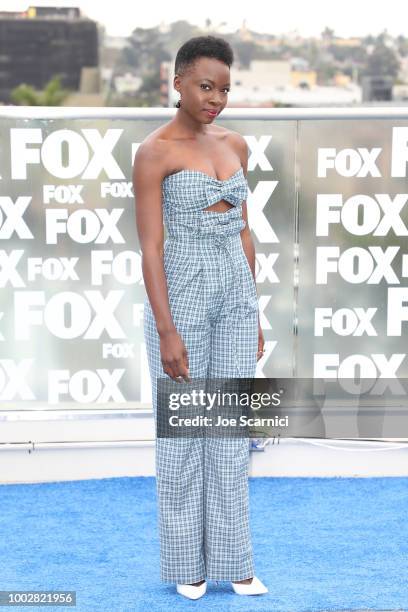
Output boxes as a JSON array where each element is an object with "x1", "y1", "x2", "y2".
[{"x1": 175, "y1": 97, "x2": 181, "y2": 108}]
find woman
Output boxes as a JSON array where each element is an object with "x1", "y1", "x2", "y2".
[{"x1": 133, "y1": 35, "x2": 268, "y2": 600}]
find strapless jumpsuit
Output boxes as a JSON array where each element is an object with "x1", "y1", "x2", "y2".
[{"x1": 143, "y1": 166, "x2": 259, "y2": 583}]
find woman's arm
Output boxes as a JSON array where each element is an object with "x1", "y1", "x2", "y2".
[
  {"x1": 133, "y1": 142, "x2": 176, "y2": 336},
  {"x1": 133, "y1": 142, "x2": 190, "y2": 381},
  {"x1": 233, "y1": 133, "x2": 257, "y2": 291}
]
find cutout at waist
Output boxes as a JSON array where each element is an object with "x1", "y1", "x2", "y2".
[{"x1": 203, "y1": 199, "x2": 235, "y2": 214}]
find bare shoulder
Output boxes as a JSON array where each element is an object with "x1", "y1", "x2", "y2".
[
  {"x1": 212, "y1": 125, "x2": 249, "y2": 170},
  {"x1": 133, "y1": 125, "x2": 172, "y2": 182},
  {"x1": 224, "y1": 126, "x2": 248, "y2": 157},
  {"x1": 208, "y1": 124, "x2": 248, "y2": 160}
]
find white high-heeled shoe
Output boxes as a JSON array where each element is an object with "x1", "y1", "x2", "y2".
[
  {"x1": 176, "y1": 580, "x2": 207, "y2": 600},
  {"x1": 231, "y1": 575, "x2": 268, "y2": 595}
]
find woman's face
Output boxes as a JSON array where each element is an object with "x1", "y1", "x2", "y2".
[{"x1": 174, "y1": 56, "x2": 230, "y2": 123}]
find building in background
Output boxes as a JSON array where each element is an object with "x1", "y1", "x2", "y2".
[
  {"x1": 0, "y1": 11, "x2": 403, "y2": 108},
  {"x1": 163, "y1": 58, "x2": 361, "y2": 108},
  {"x1": 0, "y1": 5, "x2": 102, "y2": 105}
]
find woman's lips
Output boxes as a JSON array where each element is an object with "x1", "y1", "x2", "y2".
[{"x1": 204, "y1": 109, "x2": 218, "y2": 117}]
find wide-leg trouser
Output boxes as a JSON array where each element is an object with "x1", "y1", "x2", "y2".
[{"x1": 144, "y1": 235, "x2": 259, "y2": 583}]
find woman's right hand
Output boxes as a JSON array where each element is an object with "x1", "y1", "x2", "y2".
[{"x1": 160, "y1": 330, "x2": 191, "y2": 382}]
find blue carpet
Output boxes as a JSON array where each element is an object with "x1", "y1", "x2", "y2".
[{"x1": 0, "y1": 476, "x2": 407, "y2": 612}]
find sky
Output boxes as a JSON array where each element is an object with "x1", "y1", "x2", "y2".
[{"x1": 2, "y1": 0, "x2": 407, "y2": 38}]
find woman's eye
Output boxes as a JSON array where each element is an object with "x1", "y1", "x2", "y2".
[{"x1": 200, "y1": 84, "x2": 230, "y2": 93}]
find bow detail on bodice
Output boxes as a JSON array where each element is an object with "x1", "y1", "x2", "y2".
[
  {"x1": 161, "y1": 167, "x2": 248, "y2": 213},
  {"x1": 203, "y1": 174, "x2": 247, "y2": 208}
]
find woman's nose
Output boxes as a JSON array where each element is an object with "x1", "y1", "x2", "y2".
[{"x1": 209, "y1": 95, "x2": 222, "y2": 107}]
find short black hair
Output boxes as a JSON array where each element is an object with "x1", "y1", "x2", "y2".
[{"x1": 174, "y1": 35, "x2": 234, "y2": 76}]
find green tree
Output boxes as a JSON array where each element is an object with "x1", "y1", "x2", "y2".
[
  {"x1": 321, "y1": 27, "x2": 335, "y2": 42},
  {"x1": 362, "y1": 42, "x2": 400, "y2": 78},
  {"x1": 122, "y1": 27, "x2": 171, "y2": 73},
  {"x1": 234, "y1": 41, "x2": 256, "y2": 69},
  {"x1": 10, "y1": 75, "x2": 70, "y2": 106}
]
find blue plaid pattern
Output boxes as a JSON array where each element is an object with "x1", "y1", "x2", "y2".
[{"x1": 144, "y1": 168, "x2": 259, "y2": 583}]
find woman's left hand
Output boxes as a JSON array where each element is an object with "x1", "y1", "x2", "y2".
[{"x1": 256, "y1": 321, "x2": 265, "y2": 361}]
